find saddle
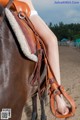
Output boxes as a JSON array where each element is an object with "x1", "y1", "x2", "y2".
[{"x1": 1, "y1": 0, "x2": 76, "y2": 118}]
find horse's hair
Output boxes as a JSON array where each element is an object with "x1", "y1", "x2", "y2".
[{"x1": 0, "y1": 5, "x2": 4, "y2": 16}]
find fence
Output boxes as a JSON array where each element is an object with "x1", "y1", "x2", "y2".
[{"x1": 58, "y1": 41, "x2": 80, "y2": 48}]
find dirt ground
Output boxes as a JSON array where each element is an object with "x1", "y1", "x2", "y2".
[{"x1": 21, "y1": 46, "x2": 80, "y2": 120}]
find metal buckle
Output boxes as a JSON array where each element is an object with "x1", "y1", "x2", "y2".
[{"x1": 18, "y1": 11, "x2": 26, "y2": 19}]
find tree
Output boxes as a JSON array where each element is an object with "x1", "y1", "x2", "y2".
[{"x1": 48, "y1": 22, "x2": 80, "y2": 41}]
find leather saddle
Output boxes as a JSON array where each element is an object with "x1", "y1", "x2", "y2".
[
  {"x1": 0, "y1": 0, "x2": 76, "y2": 118},
  {"x1": 3, "y1": 0, "x2": 38, "y2": 62},
  {"x1": 0, "y1": 0, "x2": 31, "y2": 16}
]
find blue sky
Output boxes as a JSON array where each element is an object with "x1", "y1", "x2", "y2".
[{"x1": 32, "y1": 0, "x2": 80, "y2": 25}]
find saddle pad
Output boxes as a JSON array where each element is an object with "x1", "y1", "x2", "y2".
[{"x1": 5, "y1": 8, "x2": 38, "y2": 62}]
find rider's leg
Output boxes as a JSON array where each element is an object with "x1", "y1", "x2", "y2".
[
  {"x1": 29, "y1": 14, "x2": 69, "y2": 115},
  {"x1": 19, "y1": 0, "x2": 69, "y2": 115},
  {"x1": 30, "y1": 15, "x2": 61, "y2": 85}
]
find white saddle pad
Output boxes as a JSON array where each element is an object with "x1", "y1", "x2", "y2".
[{"x1": 5, "y1": 8, "x2": 38, "y2": 62}]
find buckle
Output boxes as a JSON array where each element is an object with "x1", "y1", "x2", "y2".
[{"x1": 18, "y1": 11, "x2": 26, "y2": 19}]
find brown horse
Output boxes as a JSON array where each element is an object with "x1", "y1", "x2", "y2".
[{"x1": 0, "y1": 5, "x2": 47, "y2": 120}]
